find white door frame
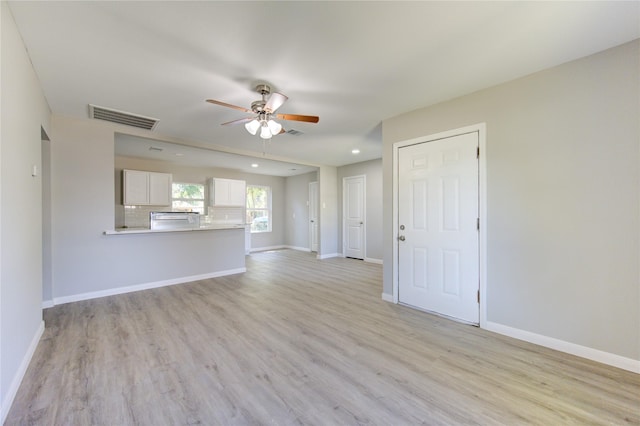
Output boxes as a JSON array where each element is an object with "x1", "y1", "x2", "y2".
[
  {"x1": 392, "y1": 123, "x2": 487, "y2": 327},
  {"x1": 342, "y1": 174, "x2": 366, "y2": 259},
  {"x1": 309, "y1": 181, "x2": 319, "y2": 252}
]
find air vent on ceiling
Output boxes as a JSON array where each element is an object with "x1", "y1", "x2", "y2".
[
  {"x1": 285, "y1": 129, "x2": 303, "y2": 136},
  {"x1": 89, "y1": 104, "x2": 159, "y2": 130}
]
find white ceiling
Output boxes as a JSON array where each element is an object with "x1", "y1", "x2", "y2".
[
  {"x1": 115, "y1": 133, "x2": 317, "y2": 177},
  {"x1": 9, "y1": 1, "x2": 640, "y2": 174}
]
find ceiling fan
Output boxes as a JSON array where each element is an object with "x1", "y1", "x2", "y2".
[{"x1": 206, "y1": 84, "x2": 319, "y2": 140}]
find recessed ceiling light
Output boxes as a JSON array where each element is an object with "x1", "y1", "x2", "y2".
[
  {"x1": 352, "y1": 149, "x2": 360, "y2": 154},
  {"x1": 251, "y1": 163, "x2": 259, "y2": 168},
  {"x1": 175, "y1": 153, "x2": 184, "y2": 157}
]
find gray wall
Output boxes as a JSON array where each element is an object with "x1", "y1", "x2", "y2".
[
  {"x1": 382, "y1": 40, "x2": 639, "y2": 361},
  {"x1": 337, "y1": 159, "x2": 383, "y2": 261},
  {"x1": 1, "y1": 3, "x2": 51, "y2": 419},
  {"x1": 114, "y1": 155, "x2": 286, "y2": 250},
  {"x1": 284, "y1": 171, "x2": 317, "y2": 250},
  {"x1": 318, "y1": 166, "x2": 339, "y2": 257}
]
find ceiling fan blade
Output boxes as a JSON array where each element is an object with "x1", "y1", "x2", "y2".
[
  {"x1": 275, "y1": 113, "x2": 319, "y2": 123},
  {"x1": 221, "y1": 117, "x2": 254, "y2": 126},
  {"x1": 206, "y1": 99, "x2": 251, "y2": 113},
  {"x1": 264, "y1": 92, "x2": 288, "y2": 113}
]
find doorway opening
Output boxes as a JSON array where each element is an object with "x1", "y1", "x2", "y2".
[{"x1": 42, "y1": 127, "x2": 53, "y2": 307}]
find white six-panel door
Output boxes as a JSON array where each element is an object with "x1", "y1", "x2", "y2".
[
  {"x1": 397, "y1": 132, "x2": 479, "y2": 323},
  {"x1": 343, "y1": 175, "x2": 365, "y2": 259}
]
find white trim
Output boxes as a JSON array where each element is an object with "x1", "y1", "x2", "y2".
[
  {"x1": 392, "y1": 123, "x2": 487, "y2": 321},
  {"x1": 284, "y1": 245, "x2": 312, "y2": 252},
  {"x1": 51, "y1": 268, "x2": 246, "y2": 306},
  {"x1": 309, "y1": 181, "x2": 319, "y2": 252},
  {"x1": 392, "y1": 138, "x2": 399, "y2": 304},
  {"x1": 1, "y1": 321, "x2": 45, "y2": 425},
  {"x1": 42, "y1": 299, "x2": 54, "y2": 309},
  {"x1": 477, "y1": 125, "x2": 488, "y2": 327},
  {"x1": 486, "y1": 321, "x2": 640, "y2": 374},
  {"x1": 342, "y1": 174, "x2": 366, "y2": 260},
  {"x1": 250, "y1": 245, "x2": 287, "y2": 253},
  {"x1": 317, "y1": 252, "x2": 340, "y2": 260},
  {"x1": 381, "y1": 292, "x2": 394, "y2": 303},
  {"x1": 364, "y1": 257, "x2": 383, "y2": 265}
]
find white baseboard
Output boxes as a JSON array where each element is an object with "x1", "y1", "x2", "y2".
[
  {"x1": 1, "y1": 320, "x2": 44, "y2": 425},
  {"x1": 249, "y1": 245, "x2": 286, "y2": 253},
  {"x1": 42, "y1": 300, "x2": 54, "y2": 309},
  {"x1": 365, "y1": 257, "x2": 383, "y2": 265},
  {"x1": 51, "y1": 268, "x2": 246, "y2": 306},
  {"x1": 284, "y1": 245, "x2": 311, "y2": 252},
  {"x1": 485, "y1": 321, "x2": 640, "y2": 374},
  {"x1": 317, "y1": 253, "x2": 340, "y2": 260},
  {"x1": 381, "y1": 292, "x2": 394, "y2": 303}
]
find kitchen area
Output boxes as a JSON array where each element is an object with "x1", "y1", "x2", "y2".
[{"x1": 108, "y1": 169, "x2": 252, "y2": 255}]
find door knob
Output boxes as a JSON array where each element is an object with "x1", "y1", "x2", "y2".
[
  {"x1": 360, "y1": 221, "x2": 363, "y2": 225},
  {"x1": 398, "y1": 235, "x2": 405, "y2": 241}
]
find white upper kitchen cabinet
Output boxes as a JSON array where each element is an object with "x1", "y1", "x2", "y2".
[
  {"x1": 148, "y1": 172, "x2": 172, "y2": 205},
  {"x1": 123, "y1": 169, "x2": 172, "y2": 206},
  {"x1": 210, "y1": 178, "x2": 246, "y2": 206},
  {"x1": 123, "y1": 170, "x2": 149, "y2": 205}
]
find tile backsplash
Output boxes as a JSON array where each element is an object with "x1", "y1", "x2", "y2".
[
  {"x1": 123, "y1": 205, "x2": 244, "y2": 228},
  {"x1": 124, "y1": 205, "x2": 170, "y2": 228},
  {"x1": 207, "y1": 207, "x2": 245, "y2": 224}
]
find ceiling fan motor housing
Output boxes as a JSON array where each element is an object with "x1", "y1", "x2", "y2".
[
  {"x1": 255, "y1": 84, "x2": 271, "y2": 96},
  {"x1": 251, "y1": 84, "x2": 272, "y2": 114},
  {"x1": 251, "y1": 100, "x2": 267, "y2": 114}
]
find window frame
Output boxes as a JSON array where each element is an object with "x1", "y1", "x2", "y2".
[
  {"x1": 246, "y1": 185, "x2": 272, "y2": 233},
  {"x1": 171, "y1": 182, "x2": 206, "y2": 214}
]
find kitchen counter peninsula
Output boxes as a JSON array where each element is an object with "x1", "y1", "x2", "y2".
[
  {"x1": 104, "y1": 223, "x2": 246, "y2": 235},
  {"x1": 56, "y1": 223, "x2": 250, "y2": 306}
]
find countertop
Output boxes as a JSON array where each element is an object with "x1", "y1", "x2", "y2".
[{"x1": 104, "y1": 223, "x2": 247, "y2": 235}]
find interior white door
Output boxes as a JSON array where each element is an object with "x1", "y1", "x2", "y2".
[
  {"x1": 397, "y1": 132, "x2": 479, "y2": 323},
  {"x1": 344, "y1": 175, "x2": 365, "y2": 259},
  {"x1": 309, "y1": 181, "x2": 319, "y2": 252}
]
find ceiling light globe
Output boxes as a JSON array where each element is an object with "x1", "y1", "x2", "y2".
[
  {"x1": 267, "y1": 119, "x2": 282, "y2": 135},
  {"x1": 260, "y1": 125, "x2": 272, "y2": 139},
  {"x1": 245, "y1": 119, "x2": 260, "y2": 135}
]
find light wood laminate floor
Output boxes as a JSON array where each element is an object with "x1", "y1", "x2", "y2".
[{"x1": 7, "y1": 249, "x2": 640, "y2": 425}]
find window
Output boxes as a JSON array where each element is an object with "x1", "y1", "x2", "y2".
[
  {"x1": 246, "y1": 185, "x2": 271, "y2": 233},
  {"x1": 172, "y1": 182, "x2": 205, "y2": 214}
]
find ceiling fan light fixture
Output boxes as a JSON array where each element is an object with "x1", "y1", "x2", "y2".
[
  {"x1": 267, "y1": 119, "x2": 282, "y2": 135},
  {"x1": 260, "y1": 123, "x2": 273, "y2": 139},
  {"x1": 245, "y1": 119, "x2": 260, "y2": 135},
  {"x1": 208, "y1": 84, "x2": 318, "y2": 142}
]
